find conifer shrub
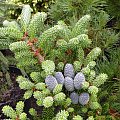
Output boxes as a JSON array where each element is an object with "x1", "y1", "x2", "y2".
[{"x1": 1, "y1": 5, "x2": 110, "y2": 120}]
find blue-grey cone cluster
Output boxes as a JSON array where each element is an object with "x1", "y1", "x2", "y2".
[
  {"x1": 45, "y1": 63, "x2": 90, "y2": 105},
  {"x1": 64, "y1": 63, "x2": 87, "y2": 92}
]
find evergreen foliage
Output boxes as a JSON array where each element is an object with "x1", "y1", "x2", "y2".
[
  {"x1": 49, "y1": 0, "x2": 106, "y2": 23},
  {"x1": 1, "y1": 3, "x2": 117, "y2": 120},
  {"x1": 42, "y1": 60, "x2": 55, "y2": 75},
  {"x1": 0, "y1": 4, "x2": 97, "y2": 74},
  {"x1": 43, "y1": 96, "x2": 54, "y2": 108},
  {"x1": 2, "y1": 101, "x2": 27, "y2": 120},
  {"x1": 42, "y1": 107, "x2": 54, "y2": 120},
  {"x1": 29, "y1": 108, "x2": 38, "y2": 118},
  {"x1": 49, "y1": 0, "x2": 119, "y2": 70},
  {"x1": 53, "y1": 110, "x2": 69, "y2": 120},
  {"x1": 106, "y1": 0, "x2": 120, "y2": 19},
  {"x1": 0, "y1": 51, "x2": 9, "y2": 71},
  {"x1": 53, "y1": 84, "x2": 63, "y2": 95}
]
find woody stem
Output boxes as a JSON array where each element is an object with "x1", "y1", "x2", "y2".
[{"x1": 31, "y1": 45, "x2": 44, "y2": 63}]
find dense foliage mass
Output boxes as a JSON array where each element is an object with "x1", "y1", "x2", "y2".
[{"x1": 0, "y1": 0, "x2": 120, "y2": 119}]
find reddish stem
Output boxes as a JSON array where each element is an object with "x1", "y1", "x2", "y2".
[
  {"x1": 31, "y1": 45, "x2": 44, "y2": 63},
  {"x1": 16, "y1": 116, "x2": 19, "y2": 120}
]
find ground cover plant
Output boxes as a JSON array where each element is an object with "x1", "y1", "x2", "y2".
[{"x1": 0, "y1": 4, "x2": 117, "y2": 120}]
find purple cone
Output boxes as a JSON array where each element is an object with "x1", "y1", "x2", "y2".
[
  {"x1": 70, "y1": 92, "x2": 79, "y2": 104},
  {"x1": 79, "y1": 92, "x2": 89, "y2": 105},
  {"x1": 64, "y1": 64, "x2": 75, "y2": 78},
  {"x1": 64, "y1": 77, "x2": 74, "y2": 91},
  {"x1": 45, "y1": 75, "x2": 58, "y2": 91},
  {"x1": 55, "y1": 72, "x2": 64, "y2": 85},
  {"x1": 74, "y1": 72, "x2": 85, "y2": 89}
]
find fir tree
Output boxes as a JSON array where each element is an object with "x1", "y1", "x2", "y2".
[{"x1": 1, "y1": 4, "x2": 111, "y2": 120}]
